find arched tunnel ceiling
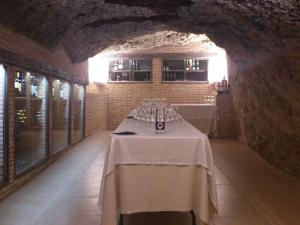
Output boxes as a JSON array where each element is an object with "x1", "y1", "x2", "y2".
[
  {"x1": 0, "y1": 0, "x2": 299, "y2": 62},
  {"x1": 99, "y1": 32, "x2": 221, "y2": 56}
]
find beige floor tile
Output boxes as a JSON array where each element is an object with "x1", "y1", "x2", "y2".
[
  {"x1": 59, "y1": 183, "x2": 101, "y2": 198},
  {"x1": 72, "y1": 172, "x2": 103, "y2": 184},
  {"x1": 213, "y1": 215, "x2": 272, "y2": 225},
  {"x1": 43, "y1": 215, "x2": 101, "y2": 225},
  {"x1": 51, "y1": 197, "x2": 100, "y2": 216},
  {"x1": 217, "y1": 184, "x2": 243, "y2": 198},
  {"x1": 276, "y1": 212, "x2": 300, "y2": 225},
  {"x1": 215, "y1": 174, "x2": 231, "y2": 185},
  {"x1": 1, "y1": 133, "x2": 300, "y2": 225}
]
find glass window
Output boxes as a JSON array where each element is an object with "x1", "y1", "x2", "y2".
[
  {"x1": 162, "y1": 59, "x2": 208, "y2": 83},
  {"x1": 72, "y1": 84, "x2": 84, "y2": 144},
  {"x1": 52, "y1": 80, "x2": 70, "y2": 154},
  {"x1": 109, "y1": 59, "x2": 152, "y2": 83},
  {"x1": 0, "y1": 65, "x2": 6, "y2": 182},
  {"x1": 15, "y1": 72, "x2": 48, "y2": 174}
]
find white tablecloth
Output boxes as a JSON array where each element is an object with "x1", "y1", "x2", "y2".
[
  {"x1": 174, "y1": 104, "x2": 218, "y2": 136},
  {"x1": 98, "y1": 118, "x2": 218, "y2": 225}
]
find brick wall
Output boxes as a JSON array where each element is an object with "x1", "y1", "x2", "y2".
[
  {"x1": 85, "y1": 83, "x2": 108, "y2": 135},
  {"x1": 107, "y1": 58, "x2": 215, "y2": 129},
  {"x1": 101, "y1": 58, "x2": 237, "y2": 137}
]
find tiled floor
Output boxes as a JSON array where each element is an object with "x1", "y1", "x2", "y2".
[{"x1": 0, "y1": 131, "x2": 300, "y2": 225}]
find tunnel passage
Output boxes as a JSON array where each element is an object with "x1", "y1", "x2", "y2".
[{"x1": 0, "y1": 0, "x2": 299, "y2": 174}]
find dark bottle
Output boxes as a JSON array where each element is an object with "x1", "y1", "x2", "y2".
[
  {"x1": 15, "y1": 72, "x2": 21, "y2": 96},
  {"x1": 222, "y1": 76, "x2": 228, "y2": 93},
  {"x1": 155, "y1": 108, "x2": 165, "y2": 134},
  {"x1": 185, "y1": 59, "x2": 190, "y2": 71},
  {"x1": 192, "y1": 59, "x2": 196, "y2": 71},
  {"x1": 30, "y1": 76, "x2": 38, "y2": 97},
  {"x1": 21, "y1": 73, "x2": 26, "y2": 97}
]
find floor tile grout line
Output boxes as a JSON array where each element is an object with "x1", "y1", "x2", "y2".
[
  {"x1": 28, "y1": 135, "x2": 109, "y2": 225},
  {"x1": 214, "y1": 157, "x2": 284, "y2": 225},
  {"x1": 30, "y1": 150, "x2": 103, "y2": 225}
]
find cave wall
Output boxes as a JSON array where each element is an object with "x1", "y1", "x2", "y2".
[{"x1": 229, "y1": 54, "x2": 300, "y2": 175}]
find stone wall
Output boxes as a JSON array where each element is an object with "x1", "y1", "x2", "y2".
[
  {"x1": 229, "y1": 55, "x2": 300, "y2": 175},
  {"x1": 216, "y1": 94, "x2": 238, "y2": 138}
]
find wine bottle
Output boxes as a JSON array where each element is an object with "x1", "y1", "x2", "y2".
[
  {"x1": 192, "y1": 59, "x2": 196, "y2": 70},
  {"x1": 155, "y1": 108, "x2": 165, "y2": 134},
  {"x1": 186, "y1": 59, "x2": 189, "y2": 71}
]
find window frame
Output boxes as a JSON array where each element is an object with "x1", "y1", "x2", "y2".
[
  {"x1": 71, "y1": 83, "x2": 85, "y2": 144},
  {"x1": 161, "y1": 58, "x2": 209, "y2": 84},
  {"x1": 13, "y1": 67, "x2": 50, "y2": 177},
  {"x1": 108, "y1": 58, "x2": 153, "y2": 84},
  {"x1": 51, "y1": 79, "x2": 72, "y2": 155},
  {"x1": 0, "y1": 64, "x2": 9, "y2": 185}
]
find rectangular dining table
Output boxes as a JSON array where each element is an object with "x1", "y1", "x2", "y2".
[
  {"x1": 174, "y1": 104, "x2": 218, "y2": 136},
  {"x1": 98, "y1": 118, "x2": 218, "y2": 225}
]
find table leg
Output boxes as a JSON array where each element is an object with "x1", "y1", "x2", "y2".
[
  {"x1": 119, "y1": 214, "x2": 124, "y2": 225},
  {"x1": 191, "y1": 210, "x2": 196, "y2": 225}
]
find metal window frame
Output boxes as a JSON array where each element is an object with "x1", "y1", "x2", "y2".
[
  {"x1": 1, "y1": 64, "x2": 9, "y2": 183},
  {"x1": 71, "y1": 84, "x2": 85, "y2": 144},
  {"x1": 50, "y1": 79, "x2": 72, "y2": 155},
  {"x1": 13, "y1": 68, "x2": 50, "y2": 177},
  {"x1": 161, "y1": 58, "x2": 209, "y2": 84}
]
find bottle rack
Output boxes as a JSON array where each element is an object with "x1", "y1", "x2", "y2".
[
  {"x1": 109, "y1": 59, "x2": 152, "y2": 83},
  {"x1": 14, "y1": 72, "x2": 44, "y2": 131},
  {"x1": 162, "y1": 58, "x2": 208, "y2": 83}
]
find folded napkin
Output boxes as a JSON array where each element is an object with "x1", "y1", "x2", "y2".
[{"x1": 112, "y1": 131, "x2": 136, "y2": 135}]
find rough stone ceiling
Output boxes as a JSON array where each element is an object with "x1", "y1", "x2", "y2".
[
  {"x1": 100, "y1": 31, "x2": 221, "y2": 56},
  {"x1": 0, "y1": 0, "x2": 299, "y2": 62}
]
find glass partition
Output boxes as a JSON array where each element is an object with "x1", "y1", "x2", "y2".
[
  {"x1": 0, "y1": 65, "x2": 6, "y2": 182},
  {"x1": 72, "y1": 84, "x2": 84, "y2": 144},
  {"x1": 52, "y1": 80, "x2": 70, "y2": 154},
  {"x1": 15, "y1": 71, "x2": 48, "y2": 174}
]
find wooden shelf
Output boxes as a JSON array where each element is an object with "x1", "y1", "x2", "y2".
[
  {"x1": 111, "y1": 70, "x2": 151, "y2": 73},
  {"x1": 15, "y1": 97, "x2": 43, "y2": 101},
  {"x1": 163, "y1": 70, "x2": 184, "y2": 72},
  {"x1": 162, "y1": 81, "x2": 209, "y2": 84},
  {"x1": 108, "y1": 81, "x2": 152, "y2": 84},
  {"x1": 185, "y1": 70, "x2": 206, "y2": 73}
]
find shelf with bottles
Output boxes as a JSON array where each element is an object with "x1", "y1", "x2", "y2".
[
  {"x1": 215, "y1": 76, "x2": 230, "y2": 95},
  {"x1": 14, "y1": 72, "x2": 40, "y2": 98},
  {"x1": 109, "y1": 59, "x2": 152, "y2": 83},
  {"x1": 162, "y1": 58, "x2": 208, "y2": 83}
]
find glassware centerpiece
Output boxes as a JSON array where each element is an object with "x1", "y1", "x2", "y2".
[{"x1": 132, "y1": 98, "x2": 182, "y2": 133}]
